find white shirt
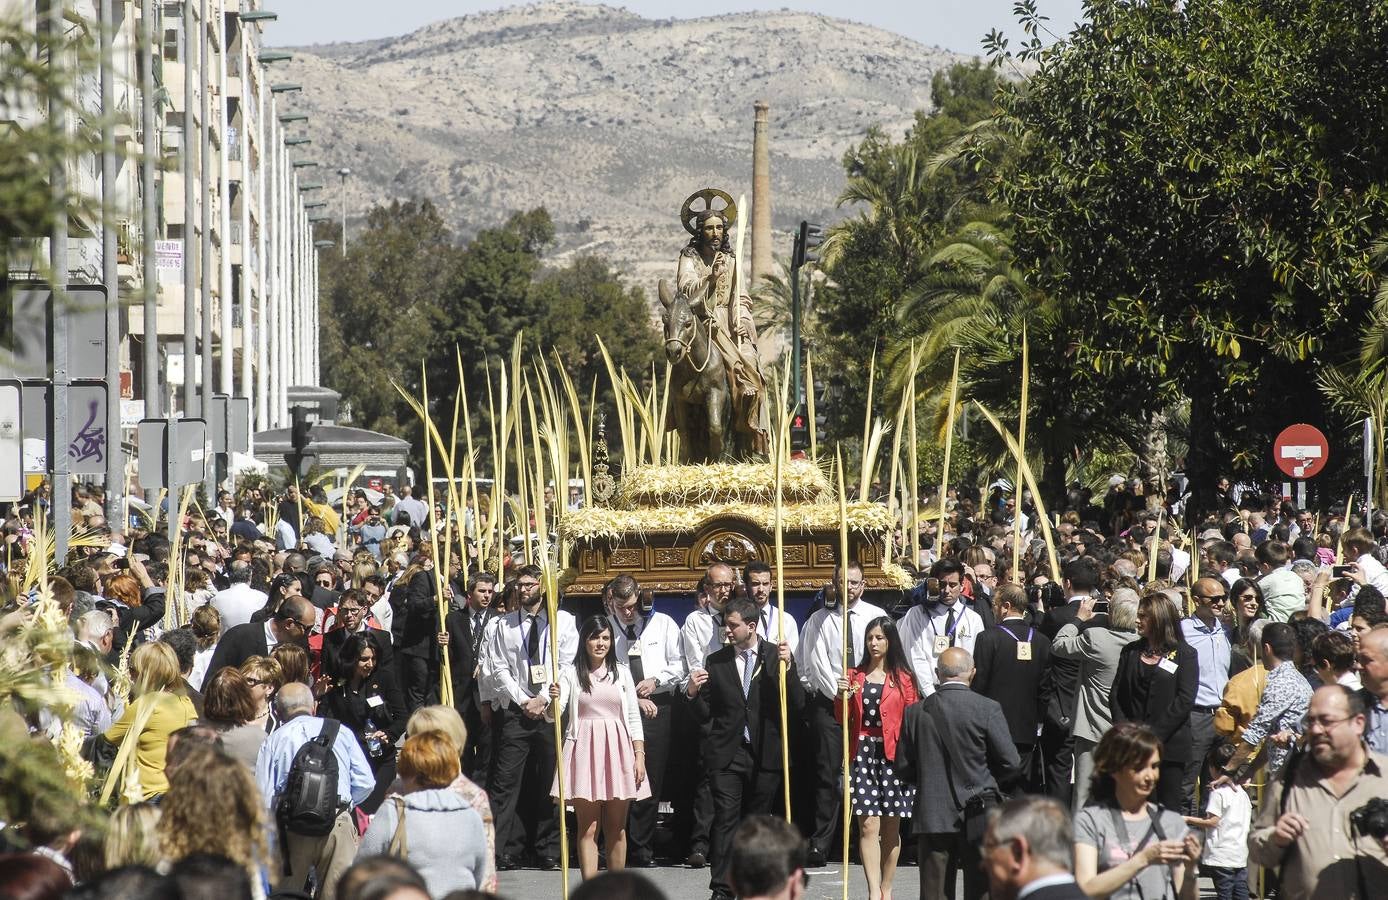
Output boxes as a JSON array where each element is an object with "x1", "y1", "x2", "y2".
[
  {"x1": 1357, "y1": 552, "x2": 1388, "y2": 596},
  {"x1": 1202, "y1": 783, "x2": 1251, "y2": 867},
  {"x1": 754, "y1": 602, "x2": 800, "y2": 655},
  {"x1": 798, "y1": 599, "x2": 889, "y2": 699},
  {"x1": 681, "y1": 607, "x2": 729, "y2": 675},
  {"x1": 275, "y1": 519, "x2": 296, "y2": 551},
  {"x1": 734, "y1": 640, "x2": 764, "y2": 686},
  {"x1": 609, "y1": 612, "x2": 685, "y2": 695},
  {"x1": 1221, "y1": 567, "x2": 1242, "y2": 589},
  {"x1": 371, "y1": 594, "x2": 393, "y2": 634},
  {"x1": 212, "y1": 582, "x2": 269, "y2": 634},
  {"x1": 899, "y1": 599, "x2": 986, "y2": 696},
  {"x1": 481, "y1": 606, "x2": 579, "y2": 707},
  {"x1": 1170, "y1": 547, "x2": 1191, "y2": 583},
  {"x1": 190, "y1": 645, "x2": 216, "y2": 691}
]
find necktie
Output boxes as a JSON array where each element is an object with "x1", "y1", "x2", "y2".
[
  {"x1": 526, "y1": 614, "x2": 540, "y2": 660},
  {"x1": 943, "y1": 606, "x2": 957, "y2": 648},
  {"x1": 848, "y1": 609, "x2": 859, "y2": 663},
  {"x1": 742, "y1": 648, "x2": 756, "y2": 742},
  {"x1": 625, "y1": 623, "x2": 646, "y2": 683}
]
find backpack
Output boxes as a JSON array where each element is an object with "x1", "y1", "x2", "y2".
[{"x1": 276, "y1": 719, "x2": 342, "y2": 838}]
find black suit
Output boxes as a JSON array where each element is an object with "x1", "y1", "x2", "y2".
[
  {"x1": 689, "y1": 640, "x2": 804, "y2": 899},
  {"x1": 443, "y1": 604, "x2": 499, "y2": 780},
  {"x1": 1018, "y1": 879, "x2": 1089, "y2": 900},
  {"x1": 1112, "y1": 639, "x2": 1199, "y2": 810},
  {"x1": 204, "y1": 621, "x2": 270, "y2": 685},
  {"x1": 1036, "y1": 597, "x2": 1106, "y2": 805},
  {"x1": 321, "y1": 626, "x2": 393, "y2": 681},
  {"x1": 319, "y1": 666, "x2": 409, "y2": 813},
  {"x1": 972, "y1": 618, "x2": 1051, "y2": 792},
  {"x1": 392, "y1": 569, "x2": 441, "y2": 709},
  {"x1": 97, "y1": 590, "x2": 166, "y2": 667}
]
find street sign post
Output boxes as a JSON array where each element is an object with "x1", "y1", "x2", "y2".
[
  {"x1": 0, "y1": 381, "x2": 21, "y2": 501},
  {"x1": 1274, "y1": 423, "x2": 1330, "y2": 510}
]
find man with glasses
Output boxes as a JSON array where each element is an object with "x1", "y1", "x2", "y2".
[
  {"x1": 322, "y1": 588, "x2": 393, "y2": 681},
  {"x1": 800, "y1": 560, "x2": 888, "y2": 866},
  {"x1": 1248, "y1": 685, "x2": 1388, "y2": 899},
  {"x1": 204, "y1": 595, "x2": 317, "y2": 685},
  {"x1": 679, "y1": 562, "x2": 739, "y2": 869},
  {"x1": 1180, "y1": 577, "x2": 1234, "y2": 814},
  {"x1": 481, "y1": 563, "x2": 577, "y2": 870}
]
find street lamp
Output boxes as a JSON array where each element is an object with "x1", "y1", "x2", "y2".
[
  {"x1": 292, "y1": 160, "x2": 321, "y2": 168},
  {"x1": 337, "y1": 167, "x2": 351, "y2": 258}
]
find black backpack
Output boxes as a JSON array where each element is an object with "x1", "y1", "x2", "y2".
[{"x1": 276, "y1": 719, "x2": 342, "y2": 838}]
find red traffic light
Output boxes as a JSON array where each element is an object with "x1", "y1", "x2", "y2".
[{"x1": 792, "y1": 414, "x2": 806, "y2": 428}]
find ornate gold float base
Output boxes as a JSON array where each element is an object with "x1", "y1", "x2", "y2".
[{"x1": 563, "y1": 514, "x2": 907, "y2": 596}]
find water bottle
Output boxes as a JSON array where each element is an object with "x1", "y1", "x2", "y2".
[{"x1": 364, "y1": 718, "x2": 382, "y2": 757}]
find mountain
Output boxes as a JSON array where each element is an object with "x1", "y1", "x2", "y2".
[{"x1": 278, "y1": 1, "x2": 975, "y2": 289}]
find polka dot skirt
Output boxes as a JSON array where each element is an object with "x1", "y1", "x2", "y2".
[{"x1": 851, "y1": 681, "x2": 915, "y2": 818}]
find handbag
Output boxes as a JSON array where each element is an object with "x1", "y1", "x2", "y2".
[
  {"x1": 923, "y1": 699, "x2": 999, "y2": 844},
  {"x1": 387, "y1": 797, "x2": 409, "y2": 859}
]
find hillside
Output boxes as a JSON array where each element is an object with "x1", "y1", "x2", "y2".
[{"x1": 279, "y1": 1, "x2": 975, "y2": 289}]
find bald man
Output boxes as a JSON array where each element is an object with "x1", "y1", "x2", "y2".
[
  {"x1": 1180, "y1": 577, "x2": 1234, "y2": 814},
  {"x1": 896, "y1": 648, "x2": 1019, "y2": 900}
]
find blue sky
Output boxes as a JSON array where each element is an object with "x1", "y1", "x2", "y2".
[{"x1": 269, "y1": 0, "x2": 1088, "y2": 55}]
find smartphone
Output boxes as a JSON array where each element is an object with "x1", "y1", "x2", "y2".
[{"x1": 1332, "y1": 565, "x2": 1354, "y2": 578}]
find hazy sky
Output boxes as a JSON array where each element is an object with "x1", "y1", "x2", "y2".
[{"x1": 268, "y1": 1, "x2": 1088, "y2": 55}]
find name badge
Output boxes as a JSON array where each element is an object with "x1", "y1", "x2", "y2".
[
  {"x1": 628, "y1": 643, "x2": 643, "y2": 657},
  {"x1": 366, "y1": 694, "x2": 385, "y2": 708},
  {"x1": 934, "y1": 635, "x2": 950, "y2": 655},
  {"x1": 1016, "y1": 642, "x2": 1032, "y2": 661},
  {"x1": 1157, "y1": 657, "x2": 1179, "y2": 675},
  {"x1": 529, "y1": 664, "x2": 548, "y2": 685}
]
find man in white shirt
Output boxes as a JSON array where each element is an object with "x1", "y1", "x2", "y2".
[
  {"x1": 211, "y1": 560, "x2": 268, "y2": 634},
  {"x1": 899, "y1": 558, "x2": 987, "y2": 697},
  {"x1": 479, "y1": 563, "x2": 578, "y2": 870},
  {"x1": 797, "y1": 560, "x2": 888, "y2": 866},
  {"x1": 744, "y1": 561, "x2": 800, "y2": 654},
  {"x1": 608, "y1": 574, "x2": 685, "y2": 867},
  {"x1": 392, "y1": 484, "x2": 429, "y2": 528},
  {"x1": 677, "y1": 562, "x2": 738, "y2": 868}
]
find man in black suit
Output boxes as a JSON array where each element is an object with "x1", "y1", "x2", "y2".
[
  {"x1": 1036, "y1": 556, "x2": 1104, "y2": 806},
  {"x1": 320, "y1": 589, "x2": 393, "y2": 681},
  {"x1": 686, "y1": 596, "x2": 804, "y2": 900},
  {"x1": 439, "y1": 571, "x2": 499, "y2": 781},
  {"x1": 972, "y1": 583, "x2": 1051, "y2": 794},
  {"x1": 204, "y1": 595, "x2": 316, "y2": 684},
  {"x1": 982, "y1": 795, "x2": 1087, "y2": 900},
  {"x1": 895, "y1": 647, "x2": 1019, "y2": 900}
]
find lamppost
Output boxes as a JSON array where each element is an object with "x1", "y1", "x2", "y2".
[{"x1": 337, "y1": 167, "x2": 350, "y2": 257}]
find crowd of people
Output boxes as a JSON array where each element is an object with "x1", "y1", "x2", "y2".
[{"x1": 2, "y1": 476, "x2": 1388, "y2": 900}]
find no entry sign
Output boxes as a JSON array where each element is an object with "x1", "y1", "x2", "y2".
[{"x1": 1274, "y1": 423, "x2": 1330, "y2": 479}]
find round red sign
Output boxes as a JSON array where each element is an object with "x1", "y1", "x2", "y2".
[{"x1": 1273, "y1": 423, "x2": 1330, "y2": 480}]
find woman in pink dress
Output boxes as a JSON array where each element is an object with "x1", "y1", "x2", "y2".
[{"x1": 548, "y1": 614, "x2": 649, "y2": 879}]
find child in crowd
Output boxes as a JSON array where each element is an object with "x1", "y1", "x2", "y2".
[{"x1": 1185, "y1": 742, "x2": 1251, "y2": 900}]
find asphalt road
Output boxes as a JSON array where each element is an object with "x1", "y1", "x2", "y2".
[{"x1": 495, "y1": 861, "x2": 924, "y2": 900}]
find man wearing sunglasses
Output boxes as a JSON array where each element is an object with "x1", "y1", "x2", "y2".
[
  {"x1": 1180, "y1": 577, "x2": 1233, "y2": 816},
  {"x1": 204, "y1": 595, "x2": 318, "y2": 685}
]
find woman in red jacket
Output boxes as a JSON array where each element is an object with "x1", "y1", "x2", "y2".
[{"x1": 837, "y1": 615, "x2": 921, "y2": 900}]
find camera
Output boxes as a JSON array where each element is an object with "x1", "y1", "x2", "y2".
[
  {"x1": 1351, "y1": 797, "x2": 1388, "y2": 840},
  {"x1": 1026, "y1": 582, "x2": 1065, "y2": 611}
]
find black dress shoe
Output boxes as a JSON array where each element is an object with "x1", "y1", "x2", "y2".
[
  {"x1": 537, "y1": 855, "x2": 560, "y2": 870},
  {"x1": 630, "y1": 854, "x2": 657, "y2": 868},
  {"x1": 686, "y1": 850, "x2": 707, "y2": 868},
  {"x1": 805, "y1": 845, "x2": 827, "y2": 868},
  {"x1": 496, "y1": 854, "x2": 519, "y2": 871}
]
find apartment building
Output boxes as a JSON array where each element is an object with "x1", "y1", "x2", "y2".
[{"x1": 2, "y1": 0, "x2": 322, "y2": 501}]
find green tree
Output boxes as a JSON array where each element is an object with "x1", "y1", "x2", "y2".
[
  {"x1": 988, "y1": 0, "x2": 1388, "y2": 507},
  {"x1": 317, "y1": 200, "x2": 456, "y2": 438}
]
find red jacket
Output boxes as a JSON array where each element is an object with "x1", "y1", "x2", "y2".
[{"x1": 834, "y1": 667, "x2": 920, "y2": 762}]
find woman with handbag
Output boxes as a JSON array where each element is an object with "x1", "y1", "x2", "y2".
[
  {"x1": 1074, "y1": 722, "x2": 1199, "y2": 900},
  {"x1": 547, "y1": 614, "x2": 649, "y2": 880},
  {"x1": 357, "y1": 731, "x2": 488, "y2": 895},
  {"x1": 1111, "y1": 592, "x2": 1199, "y2": 811},
  {"x1": 836, "y1": 616, "x2": 920, "y2": 900}
]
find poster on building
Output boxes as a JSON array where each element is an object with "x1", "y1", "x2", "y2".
[{"x1": 155, "y1": 240, "x2": 182, "y2": 278}]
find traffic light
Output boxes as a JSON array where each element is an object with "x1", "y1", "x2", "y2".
[
  {"x1": 285, "y1": 405, "x2": 316, "y2": 478},
  {"x1": 792, "y1": 221, "x2": 824, "y2": 270},
  {"x1": 790, "y1": 412, "x2": 809, "y2": 452}
]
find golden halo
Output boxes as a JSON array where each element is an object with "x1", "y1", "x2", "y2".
[{"x1": 680, "y1": 188, "x2": 737, "y2": 236}]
